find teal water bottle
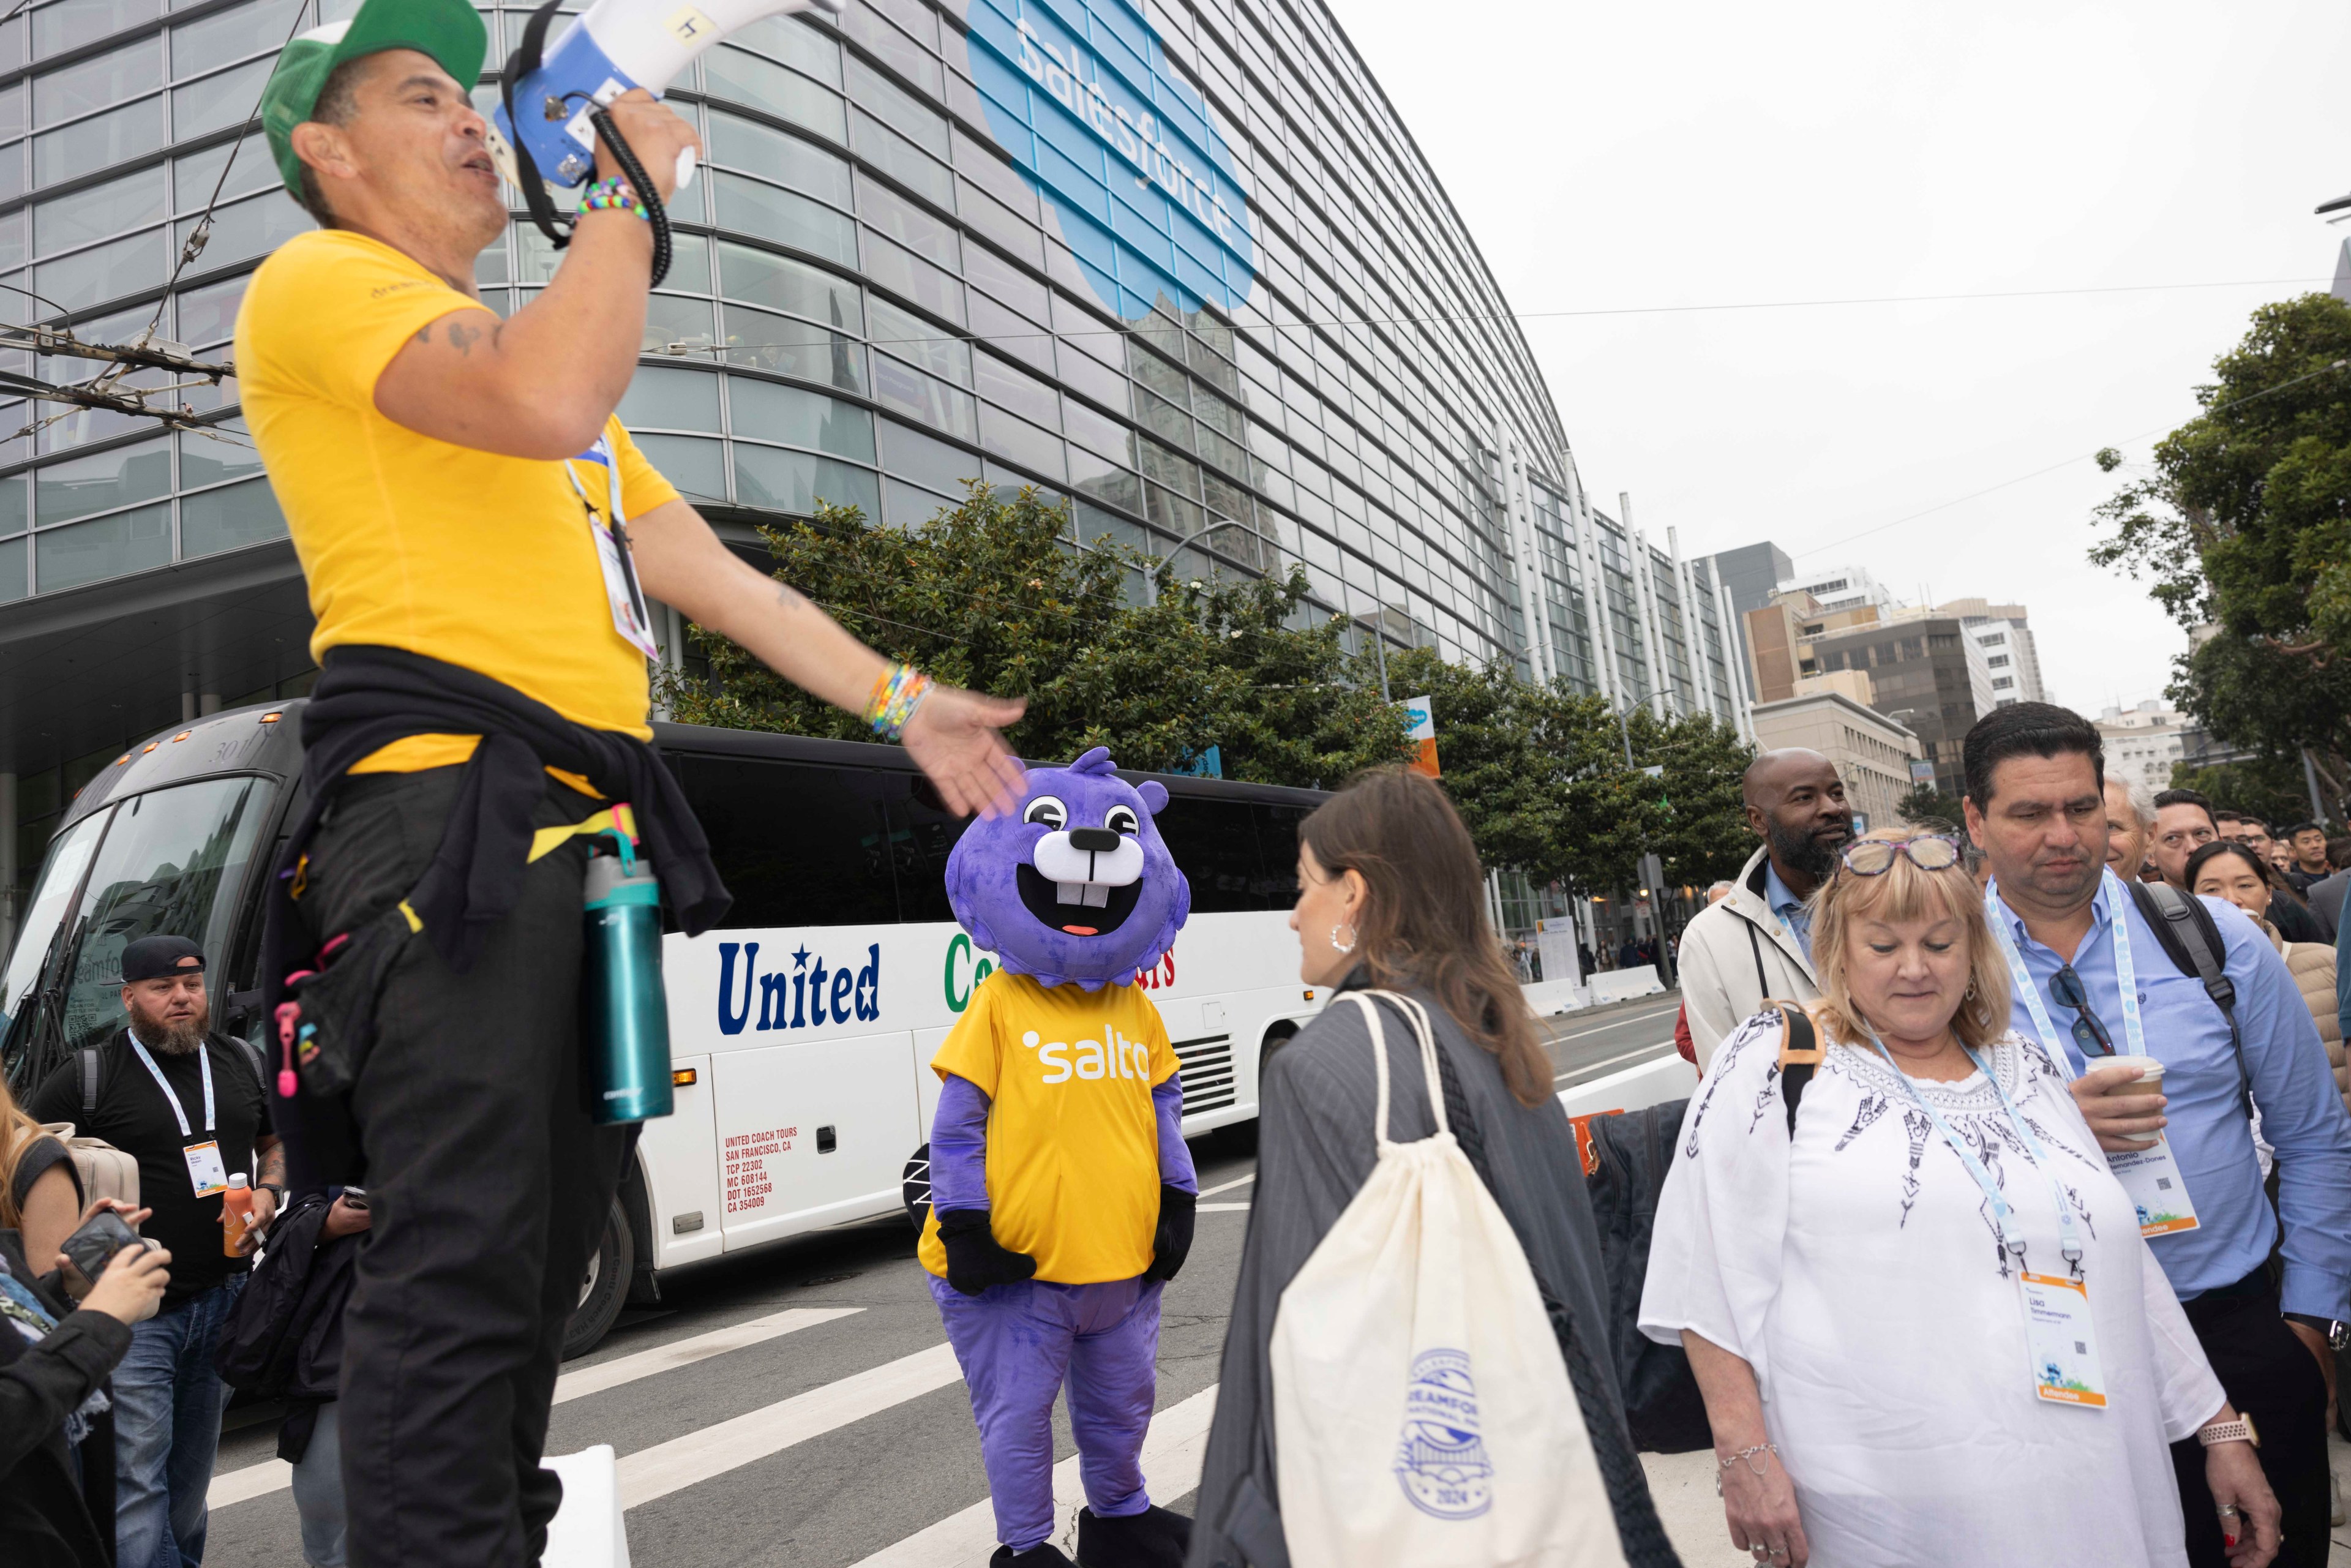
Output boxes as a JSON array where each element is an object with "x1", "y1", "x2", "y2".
[{"x1": 583, "y1": 824, "x2": 673, "y2": 1125}]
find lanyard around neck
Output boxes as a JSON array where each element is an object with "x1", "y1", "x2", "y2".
[
  {"x1": 129, "y1": 1034, "x2": 214, "y2": 1140},
  {"x1": 1868, "y1": 1030, "x2": 2084, "y2": 1275},
  {"x1": 1986, "y1": 869, "x2": 2146, "y2": 1078}
]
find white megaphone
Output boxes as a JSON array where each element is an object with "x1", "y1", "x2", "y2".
[{"x1": 487, "y1": 0, "x2": 840, "y2": 212}]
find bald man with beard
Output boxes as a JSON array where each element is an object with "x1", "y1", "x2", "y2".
[{"x1": 1673, "y1": 748, "x2": 1856, "y2": 1067}]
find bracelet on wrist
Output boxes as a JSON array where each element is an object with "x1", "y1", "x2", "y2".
[
  {"x1": 579, "y1": 176, "x2": 651, "y2": 222},
  {"x1": 864, "y1": 661, "x2": 932, "y2": 741},
  {"x1": 1714, "y1": 1441, "x2": 1779, "y2": 1495}
]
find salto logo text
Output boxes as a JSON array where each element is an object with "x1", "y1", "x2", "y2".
[
  {"x1": 1012, "y1": 17, "x2": 1239, "y2": 250},
  {"x1": 1020, "y1": 1024, "x2": 1152, "y2": 1085}
]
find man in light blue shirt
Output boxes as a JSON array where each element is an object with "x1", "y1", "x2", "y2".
[
  {"x1": 1760, "y1": 858, "x2": 1814, "y2": 962},
  {"x1": 1966, "y1": 702, "x2": 2351, "y2": 1568}
]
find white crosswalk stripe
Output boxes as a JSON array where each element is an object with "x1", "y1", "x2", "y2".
[
  {"x1": 844, "y1": 1384, "x2": 1220, "y2": 1568},
  {"x1": 620, "y1": 1341, "x2": 966, "y2": 1507},
  {"x1": 206, "y1": 1305, "x2": 864, "y2": 1512}
]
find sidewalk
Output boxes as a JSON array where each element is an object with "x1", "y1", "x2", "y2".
[{"x1": 1641, "y1": 1437, "x2": 2351, "y2": 1562}]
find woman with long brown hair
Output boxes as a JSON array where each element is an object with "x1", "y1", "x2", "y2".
[{"x1": 1185, "y1": 767, "x2": 1665, "y2": 1567}]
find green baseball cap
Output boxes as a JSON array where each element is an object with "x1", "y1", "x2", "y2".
[{"x1": 260, "y1": 0, "x2": 489, "y2": 197}]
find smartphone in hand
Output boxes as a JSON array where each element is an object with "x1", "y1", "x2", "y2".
[{"x1": 60, "y1": 1209, "x2": 147, "y2": 1288}]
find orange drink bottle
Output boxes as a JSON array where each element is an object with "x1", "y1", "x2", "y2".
[{"x1": 222, "y1": 1172, "x2": 253, "y2": 1256}]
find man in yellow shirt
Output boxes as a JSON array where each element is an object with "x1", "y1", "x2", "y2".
[{"x1": 241, "y1": 3, "x2": 1022, "y2": 1562}]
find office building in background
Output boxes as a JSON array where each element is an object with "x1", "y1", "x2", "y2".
[{"x1": 0, "y1": 0, "x2": 1750, "y2": 945}]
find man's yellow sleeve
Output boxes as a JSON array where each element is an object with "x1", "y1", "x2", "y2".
[
  {"x1": 238, "y1": 231, "x2": 479, "y2": 411},
  {"x1": 607, "y1": 418, "x2": 682, "y2": 519},
  {"x1": 929, "y1": 971, "x2": 1003, "y2": 1098}
]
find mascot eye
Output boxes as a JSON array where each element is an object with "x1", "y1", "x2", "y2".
[
  {"x1": 1104, "y1": 805, "x2": 1141, "y2": 836},
  {"x1": 1022, "y1": 795, "x2": 1068, "y2": 830}
]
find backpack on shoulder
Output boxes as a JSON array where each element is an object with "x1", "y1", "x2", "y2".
[{"x1": 1586, "y1": 1001, "x2": 1823, "y2": 1455}]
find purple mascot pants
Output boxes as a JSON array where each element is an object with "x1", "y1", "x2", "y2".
[{"x1": 929, "y1": 1274, "x2": 1163, "y2": 1553}]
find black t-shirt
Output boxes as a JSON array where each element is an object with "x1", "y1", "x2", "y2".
[{"x1": 26, "y1": 1030, "x2": 272, "y2": 1310}]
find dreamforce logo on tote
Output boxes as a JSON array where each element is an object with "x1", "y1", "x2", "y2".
[{"x1": 962, "y1": 0, "x2": 1255, "y2": 321}]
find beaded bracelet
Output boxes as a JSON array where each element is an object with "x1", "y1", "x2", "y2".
[
  {"x1": 580, "y1": 176, "x2": 650, "y2": 221},
  {"x1": 864, "y1": 661, "x2": 932, "y2": 741}
]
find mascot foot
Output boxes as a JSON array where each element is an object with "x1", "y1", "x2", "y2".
[
  {"x1": 990, "y1": 1545, "x2": 1074, "y2": 1567},
  {"x1": 1075, "y1": 1504, "x2": 1192, "y2": 1568}
]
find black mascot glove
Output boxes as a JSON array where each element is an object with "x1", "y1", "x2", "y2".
[
  {"x1": 935, "y1": 1208, "x2": 1037, "y2": 1297},
  {"x1": 1142, "y1": 1185, "x2": 1197, "y2": 1283}
]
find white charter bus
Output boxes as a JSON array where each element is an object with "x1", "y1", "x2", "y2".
[{"x1": 0, "y1": 705, "x2": 1330, "y2": 1353}]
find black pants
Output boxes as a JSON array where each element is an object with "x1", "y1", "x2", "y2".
[
  {"x1": 302, "y1": 767, "x2": 632, "y2": 1568},
  {"x1": 2170, "y1": 1270, "x2": 2331, "y2": 1568}
]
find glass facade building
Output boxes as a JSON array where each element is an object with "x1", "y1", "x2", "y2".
[{"x1": 0, "y1": 0, "x2": 1748, "y2": 945}]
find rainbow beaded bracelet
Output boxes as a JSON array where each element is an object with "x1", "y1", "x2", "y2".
[
  {"x1": 864, "y1": 662, "x2": 932, "y2": 741},
  {"x1": 579, "y1": 176, "x2": 650, "y2": 221}
]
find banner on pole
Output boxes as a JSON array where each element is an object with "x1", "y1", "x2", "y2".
[{"x1": 1398, "y1": 696, "x2": 1439, "y2": 777}]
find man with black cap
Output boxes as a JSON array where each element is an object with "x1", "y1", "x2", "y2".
[
  {"x1": 234, "y1": 1, "x2": 1025, "y2": 1564},
  {"x1": 26, "y1": 935, "x2": 281, "y2": 1568}
]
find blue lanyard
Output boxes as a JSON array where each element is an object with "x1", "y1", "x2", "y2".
[
  {"x1": 1868, "y1": 1030, "x2": 2084, "y2": 1276},
  {"x1": 129, "y1": 1035, "x2": 213, "y2": 1140},
  {"x1": 1985, "y1": 868, "x2": 2147, "y2": 1079}
]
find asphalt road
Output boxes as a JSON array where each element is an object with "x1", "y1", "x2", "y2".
[{"x1": 202, "y1": 992, "x2": 1685, "y2": 1568}]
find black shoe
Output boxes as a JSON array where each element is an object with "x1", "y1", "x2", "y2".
[
  {"x1": 1074, "y1": 1504, "x2": 1192, "y2": 1568},
  {"x1": 989, "y1": 1545, "x2": 1074, "y2": 1566}
]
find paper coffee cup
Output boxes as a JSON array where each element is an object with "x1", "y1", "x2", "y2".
[{"x1": 2102, "y1": 1055, "x2": 2163, "y2": 1147}]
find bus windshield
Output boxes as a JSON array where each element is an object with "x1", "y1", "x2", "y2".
[
  {"x1": 7, "y1": 776, "x2": 277, "y2": 1070},
  {"x1": 0, "y1": 808, "x2": 109, "y2": 1037}
]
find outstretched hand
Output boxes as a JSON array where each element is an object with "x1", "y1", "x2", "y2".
[{"x1": 902, "y1": 686, "x2": 1026, "y2": 819}]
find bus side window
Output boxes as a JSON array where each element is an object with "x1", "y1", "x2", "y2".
[
  {"x1": 675, "y1": 757, "x2": 899, "y2": 929},
  {"x1": 1253, "y1": 803, "x2": 1310, "y2": 907},
  {"x1": 889, "y1": 775, "x2": 975, "y2": 925},
  {"x1": 1152, "y1": 795, "x2": 1269, "y2": 913}
]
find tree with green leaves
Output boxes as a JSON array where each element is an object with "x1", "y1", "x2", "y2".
[
  {"x1": 1897, "y1": 781, "x2": 1965, "y2": 829},
  {"x1": 1628, "y1": 707, "x2": 1761, "y2": 888},
  {"x1": 2170, "y1": 755, "x2": 2316, "y2": 830},
  {"x1": 656, "y1": 484, "x2": 1416, "y2": 788},
  {"x1": 2090, "y1": 293, "x2": 2351, "y2": 809}
]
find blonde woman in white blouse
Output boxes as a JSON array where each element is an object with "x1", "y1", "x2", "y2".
[{"x1": 1641, "y1": 827, "x2": 2281, "y2": 1568}]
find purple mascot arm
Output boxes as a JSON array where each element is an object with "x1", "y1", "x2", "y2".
[
  {"x1": 930, "y1": 1075, "x2": 993, "y2": 1212},
  {"x1": 1153, "y1": 1076, "x2": 1197, "y2": 1195}
]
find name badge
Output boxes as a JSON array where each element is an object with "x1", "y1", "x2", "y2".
[
  {"x1": 589, "y1": 509, "x2": 662, "y2": 660},
  {"x1": 2021, "y1": 1271, "x2": 2107, "y2": 1406},
  {"x1": 2107, "y1": 1135, "x2": 2200, "y2": 1237},
  {"x1": 183, "y1": 1139, "x2": 228, "y2": 1198}
]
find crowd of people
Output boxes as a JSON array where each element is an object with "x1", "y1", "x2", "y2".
[{"x1": 0, "y1": 0, "x2": 2347, "y2": 1562}]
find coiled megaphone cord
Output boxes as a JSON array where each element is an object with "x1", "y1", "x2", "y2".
[{"x1": 587, "y1": 107, "x2": 673, "y2": 291}]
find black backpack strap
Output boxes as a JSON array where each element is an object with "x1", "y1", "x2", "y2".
[
  {"x1": 1774, "y1": 1001, "x2": 1823, "y2": 1136},
  {"x1": 1747, "y1": 919, "x2": 1769, "y2": 996},
  {"x1": 218, "y1": 1031, "x2": 268, "y2": 1092},
  {"x1": 2126, "y1": 880, "x2": 2253, "y2": 1116},
  {"x1": 80, "y1": 1045, "x2": 101, "y2": 1115}
]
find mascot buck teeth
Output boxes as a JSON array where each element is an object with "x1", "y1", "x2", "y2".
[{"x1": 919, "y1": 746, "x2": 1197, "y2": 1568}]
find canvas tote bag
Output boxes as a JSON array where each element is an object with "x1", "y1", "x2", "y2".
[{"x1": 1269, "y1": 991, "x2": 1628, "y2": 1568}]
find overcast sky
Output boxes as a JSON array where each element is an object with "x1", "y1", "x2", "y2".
[{"x1": 1327, "y1": 0, "x2": 2351, "y2": 717}]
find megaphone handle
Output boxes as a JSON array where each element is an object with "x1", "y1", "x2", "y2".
[{"x1": 674, "y1": 148, "x2": 697, "y2": 192}]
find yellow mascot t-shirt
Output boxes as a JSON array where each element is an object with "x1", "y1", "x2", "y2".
[{"x1": 917, "y1": 969, "x2": 1179, "y2": 1285}]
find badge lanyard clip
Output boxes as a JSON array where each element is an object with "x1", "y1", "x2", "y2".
[{"x1": 1869, "y1": 1031, "x2": 2085, "y2": 1278}]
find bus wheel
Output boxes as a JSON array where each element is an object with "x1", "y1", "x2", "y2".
[
  {"x1": 565, "y1": 1195, "x2": 634, "y2": 1361},
  {"x1": 900, "y1": 1144, "x2": 932, "y2": 1230},
  {"x1": 1261, "y1": 1022, "x2": 1299, "y2": 1071}
]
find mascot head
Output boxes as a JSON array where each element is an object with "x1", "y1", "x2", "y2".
[{"x1": 945, "y1": 747, "x2": 1190, "y2": 991}]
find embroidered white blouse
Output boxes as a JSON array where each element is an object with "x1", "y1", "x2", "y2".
[{"x1": 1640, "y1": 1016, "x2": 2227, "y2": 1567}]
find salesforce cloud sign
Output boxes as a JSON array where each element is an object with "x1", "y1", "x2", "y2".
[{"x1": 962, "y1": 0, "x2": 1256, "y2": 322}]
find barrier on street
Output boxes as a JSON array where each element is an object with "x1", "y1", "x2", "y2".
[
  {"x1": 1588, "y1": 965, "x2": 1665, "y2": 1004},
  {"x1": 1521, "y1": 978, "x2": 1590, "y2": 1016},
  {"x1": 544, "y1": 1446, "x2": 631, "y2": 1568}
]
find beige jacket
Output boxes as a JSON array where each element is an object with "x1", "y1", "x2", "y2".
[
  {"x1": 1677, "y1": 844, "x2": 1820, "y2": 1069},
  {"x1": 2263, "y1": 919, "x2": 2348, "y2": 1119}
]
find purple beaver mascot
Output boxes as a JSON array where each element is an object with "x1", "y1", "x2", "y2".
[{"x1": 918, "y1": 746, "x2": 1196, "y2": 1567}]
